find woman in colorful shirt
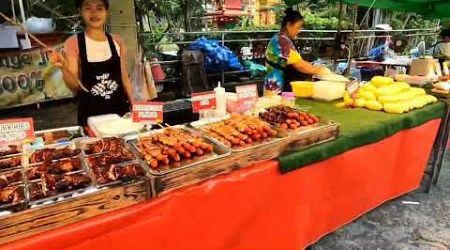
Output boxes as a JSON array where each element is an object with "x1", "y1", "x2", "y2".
[{"x1": 265, "y1": 7, "x2": 330, "y2": 95}]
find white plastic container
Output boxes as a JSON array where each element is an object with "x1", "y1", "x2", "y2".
[
  {"x1": 88, "y1": 114, "x2": 145, "y2": 137},
  {"x1": 214, "y1": 82, "x2": 227, "y2": 117},
  {"x1": 312, "y1": 81, "x2": 346, "y2": 102}
]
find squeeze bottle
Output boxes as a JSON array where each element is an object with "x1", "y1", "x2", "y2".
[{"x1": 214, "y1": 81, "x2": 227, "y2": 117}]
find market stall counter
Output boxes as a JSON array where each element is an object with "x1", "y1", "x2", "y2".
[{"x1": 0, "y1": 100, "x2": 444, "y2": 250}]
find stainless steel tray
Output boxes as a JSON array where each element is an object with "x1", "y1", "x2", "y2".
[
  {"x1": 282, "y1": 118, "x2": 339, "y2": 135},
  {"x1": 27, "y1": 163, "x2": 94, "y2": 206},
  {"x1": 26, "y1": 141, "x2": 82, "y2": 165},
  {"x1": 0, "y1": 169, "x2": 27, "y2": 212},
  {"x1": 189, "y1": 118, "x2": 289, "y2": 153},
  {"x1": 0, "y1": 185, "x2": 27, "y2": 212},
  {"x1": 35, "y1": 126, "x2": 85, "y2": 145},
  {"x1": 0, "y1": 155, "x2": 24, "y2": 173},
  {"x1": 77, "y1": 137, "x2": 147, "y2": 188},
  {"x1": 128, "y1": 125, "x2": 231, "y2": 176},
  {"x1": 0, "y1": 144, "x2": 22, "y2": 159}
]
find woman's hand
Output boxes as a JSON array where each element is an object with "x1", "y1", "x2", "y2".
[
  {"x1": 315, "y1": 66, "x2": 331, "y2": 77},
  {"x1": 47, "y1": 49, "x2": 67, "y2": 68}
]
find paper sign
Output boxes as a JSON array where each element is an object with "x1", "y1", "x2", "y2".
[
  {"x1": 346, "y1": 81, "x2": 360, "y2": 95},
  {"x1": 132, "y1": 102, "x2": 164, "y2": 124},
  {"x1": 0, "y1": 118, "x2": 35, "y2": 145},
  {"x1": 236, "y1": 84, "x2": 258, "y2": 111},
  {"x1": 443, "y1": 61, "x2": 449, "y2": 76},
  {"x1": 191, "y1": 91, "x2": 216, "y2": 113}
]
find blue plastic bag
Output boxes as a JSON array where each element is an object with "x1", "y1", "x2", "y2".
[{"x1": 189, "y1": 37, "x2": 243, "y2": 72}]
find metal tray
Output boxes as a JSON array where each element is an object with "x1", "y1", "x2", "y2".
[
  {"x1": 278, "y1": 118, "x2": 339, "y2": 135},
  {"x1": 27, "y1": 171, "x2": 93, "y2": 206},
  {"x1": 0, "y1": 155, "x2": 23, "y2": 173},
  {"x1": 0, "y1": 169, "x2": 25, "y2": 187},
  {"x1": 77, "y1": 136, "x2": 147, "y2": 188},
  {"x1": 35, "y1": 126, "x2": 85, "y2": 145},
  {"x1": 189, "y1": 118, "x2": 289, "y2": 153},
  {"x1": 26, "y1": 158, "x2": 84, "y2": 181},
  {"x1": 27, "y1": 141, "x2": 82, "y2": 165},
  {"x1": 0, "y1": 144, "x2": 22, "y2": 159},
  {"x1": 0, "y1": 184, "x2": 27, "y2": 212},
  {"x1": 128, "y1": 125, "x2": 231, "y2": 176},
  {"x1": 0, "y1": 169, "x2": 27, "y2": 212},
  {"x1": 83, "y1": 154, "x2": 145, "y2": 188},
  {"x1": 76, "y1": 136, "x2": 131, "y2": 156},
  {"x1": 24, "y1": 153, "x2": 95, "y2": 206}
]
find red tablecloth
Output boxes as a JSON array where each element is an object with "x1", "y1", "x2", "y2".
[{"x1": 2, "y1": 119, "x2": 440, "y2": 250}]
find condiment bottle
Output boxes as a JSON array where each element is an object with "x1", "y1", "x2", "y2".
[{"x1": 214, "y1": 81, "x2": 227, "y2": 117}]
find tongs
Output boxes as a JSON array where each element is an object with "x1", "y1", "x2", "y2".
[{"x1": 0, "y1": 11, "x2": 89, "y2": 92}]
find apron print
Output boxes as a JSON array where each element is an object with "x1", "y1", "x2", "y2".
[{"x1": 90, "y1": 73, "x2": 118, "y2": 100}]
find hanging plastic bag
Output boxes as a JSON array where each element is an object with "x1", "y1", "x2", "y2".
[{"x1": 189, "y1": 37, "x2": 243, "y2": 72}]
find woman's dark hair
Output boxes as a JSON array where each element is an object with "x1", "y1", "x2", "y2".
[
  {"x1": 281, "y1": 7, "x2": 303, "y2": 28},
  {"x1": 75, "y1": 0, "x2": 110, "y2": 9}
]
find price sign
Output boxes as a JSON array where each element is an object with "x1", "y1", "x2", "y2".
[
  {"x1": 0, "y1": 118, "x2": 35, "y2": 145},
  {"x1": 132, "y1": 102, "x2": 164, "y2": 124},
  {"x1": 191, "y1": 91, "x2": 216, "y2": 113},
  {"x1": 236, "y1": 84, "x2": 258, "y2": 111},
  {"x1": 346, "y1": 80, "x2": 360, "y2": 95}
]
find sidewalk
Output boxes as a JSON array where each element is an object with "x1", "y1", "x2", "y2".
[{"x1": 313, "y1": 156, "x2": 450, "y2": 249}]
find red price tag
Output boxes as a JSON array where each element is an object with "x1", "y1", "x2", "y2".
[
  {"x1": 132, "y1": 102, "x2": 164, "y2": 124},
  {"x1": 236, "y1": 84, "x2": 258, "y2": 111},
  {"x1": 191, "y1": 91, "x2": 216, "y2": 113},
  {"x1": 0, "y1": 118, "x2": 35, "y2": 145}
]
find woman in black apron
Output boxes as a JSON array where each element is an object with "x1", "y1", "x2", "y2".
[
  {"x1": 49, "y1": 0, "x2": 133, "y2": 125},
  {"x1": 264, "y1": 7, "x2": 330, "y2": 95}
]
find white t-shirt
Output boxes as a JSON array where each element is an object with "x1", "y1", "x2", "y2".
[{"x1": 85, "y1": 35, "x2": 121, "y2": 63}]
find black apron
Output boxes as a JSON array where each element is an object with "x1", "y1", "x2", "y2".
[
  {"x1": 265, "y1": 58, "x2": 309, "y2": 92},
  {"x1": 77, "y1": 32, "x2": 129, "y2": 126}
]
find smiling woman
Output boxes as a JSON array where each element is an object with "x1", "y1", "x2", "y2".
[{"x1": 48, "y1": 0, "x2": 134, "y2": 126}]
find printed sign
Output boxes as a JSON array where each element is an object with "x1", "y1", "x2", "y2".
[
  {"x1": 346, "y1": 81, "x2": 360, "y2": 95},
  {"x1": 0, "y1": 118, "x2": 35, "y2": 145},
  {"x1": 132, "y1": 102, "x2": 164, "y2": 124},
  {"x1": 191, "y1": 91, "x2": 216, "y2": 113},
  {"x1": 0, "y1": 43, "x2": 74, "y2": 109},
  {"x1": 236, "y1": 84, "x2": 258, "y2": 111}
]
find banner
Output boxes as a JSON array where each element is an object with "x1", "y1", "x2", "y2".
[{"x1": 0, "y1": 42, "x2": 74, "y2": 108}]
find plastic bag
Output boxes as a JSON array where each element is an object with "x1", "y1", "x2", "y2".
[
  {"x1": 243, "y1": 60, "x2": 266, "y2": 79},
  {"x1": 189, "y1": 37, "x2": 243, "y2": 72}
]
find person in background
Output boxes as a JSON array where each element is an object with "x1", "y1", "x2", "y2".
[
  {"x1": 264, "y1": 7, "x2": 330, "y2": 95},
  {"x1": 49, "y1": 0, "x2": 134, "y2": 126},
  {"x1": 433, "y1": 29, "x2": 450, "y2": 59}
]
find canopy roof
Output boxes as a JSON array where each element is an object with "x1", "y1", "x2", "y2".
[{"x1": 284, "y1": 0, "x2": 450, "y2": 18}]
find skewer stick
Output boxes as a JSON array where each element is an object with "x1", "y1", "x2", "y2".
[
  {"x1": 156, "y1": 123, "x2": 165, "y2": 129},
  {"x1": 0, "y1": 11, "x2": 89, "y2": 92}
]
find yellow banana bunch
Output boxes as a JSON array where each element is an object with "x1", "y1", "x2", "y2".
[
  {"x1": 358, "y1": 90, "x2": 377, "y2": 101},
  {"x1": 365, "y1": 100, "x2": 383, "y2": 111},
  {"x1": 375, "y1": 82, "x2": 410, "y2": 96},
  {"x1": 371, "y1": 76, "x2": 394, "y2": 87},
  {"x1": 378, "y1": 88, "x2": 425, "y2": 104}
]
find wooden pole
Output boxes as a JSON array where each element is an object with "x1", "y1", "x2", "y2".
[
  {"x1": 345, "y1": 4, "x2": 358, "y2": 77},
  {"x1": 332, "y1": 1, "x2": 344, "y2": 71}
]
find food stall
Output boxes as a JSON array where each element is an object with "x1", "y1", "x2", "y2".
[
  {"x1": 0, "y1": 72, "x2": 445, "y2": 249},
  {"x1": 0, "y1": 1, "x2": 448, "y2": 249}
]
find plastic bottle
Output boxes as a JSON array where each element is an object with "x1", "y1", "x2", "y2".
[{"x1": 214, "y1": 81, "x2": 227, "y2": 117}]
